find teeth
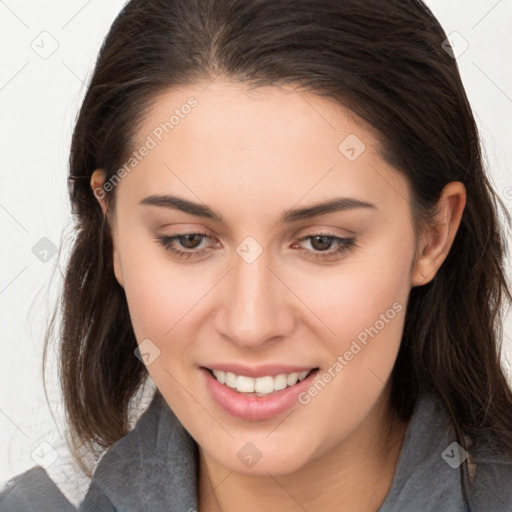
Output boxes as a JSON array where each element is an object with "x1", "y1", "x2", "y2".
[
  {"x1": 236, "y1": 375, "x2": 255, "y2": 393},
  {"x1": 298, "y1": 370, "x2": 309, "y2": 381},
  {"x1": 274, "y1": 374, "x2": 288, "y2": 391},
  {"x1": 214, "y1": 369, "x2": 226, "y2": 384},
  {"x1": 211, "y1": 368, "x2": 313, "y2": 395},
  {"x1": 225, "y1": 371, "x2": 237, "y2": 388},
  {"x1": 254, "y1": 376, "x2": 274, "y2": 394},
  {"x1": 287, "y1": 372, "x2": 299, "y2": 386}
]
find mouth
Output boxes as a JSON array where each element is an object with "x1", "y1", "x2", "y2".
[
  {"x1": 204, "y1": 367, "x2": 317, "y2": 396},
  {"x1": 201, "y1": 365, "x2": 320, "y2": 421}
]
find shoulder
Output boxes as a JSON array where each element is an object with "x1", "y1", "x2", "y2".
[
  {"x1": 0, "y1": 466, "x2": 75, "y2": 512},
  {"x1": 425, "y1": 393, "x2": 512, "y2": 510},
  {"x1": 424, "y1": 395, "x2": 512, "y2": 510},
  {"x1": 79, "y1": 391, "x2": 198, "y2": 511},
  {"x1": 468, "y1": 438, "x2": 512, "y2": 511},
  {"x1": 378, "y1": 394, "x2": 512, "y2": 511}
]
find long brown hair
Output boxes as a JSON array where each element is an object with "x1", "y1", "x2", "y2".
[{"x1": 44, "y1": 0, "x2": 512, "y2": 503}]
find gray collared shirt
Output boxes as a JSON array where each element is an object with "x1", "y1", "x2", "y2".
[{"x1": 1, "y1": 392, "x2": 511, "y2": 511}]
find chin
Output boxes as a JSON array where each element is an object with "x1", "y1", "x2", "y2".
[{"x1": 204, "y1": 432, "x2": 321, "y2": 476}]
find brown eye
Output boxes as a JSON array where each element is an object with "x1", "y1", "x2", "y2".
[
  {"x1": 178, "y1": 234, "x2": 205, "y2": 249},
  {"x1": 154, "y1": 231, "x2": 214, "y2": 260},
  {"x1": 293, "y1": 233, "x2": 357, "y2": 261},
  {"x1": 309, "y1": 235, "x2": 335, "y2": 251}
]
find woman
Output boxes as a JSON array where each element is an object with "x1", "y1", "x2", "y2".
[{"x1": 1, "y1": 0, "x2": 511, "y2": 511}]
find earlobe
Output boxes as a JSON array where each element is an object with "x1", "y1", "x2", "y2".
[
  {"x1": 90, "y1": 169, "x2": 108, "y2": 215},
  {"x1": 411, "y1": 182, "x2": 466, "y2": 287},
  {"x1": 90, "y1": 169, "x2": 125, "y2": 288}
]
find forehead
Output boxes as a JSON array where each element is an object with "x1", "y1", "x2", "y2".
[
  {"x1": 116, "y1": 80, "x2": 411, "y2": 224},
  {"x1": 135, "y1": 81, "x2": 376, "y2": 160}
]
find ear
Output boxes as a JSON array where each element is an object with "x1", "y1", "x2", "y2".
[
  {"x1": 90, "y1": 169, "x2": 108, "y2": 214},
  {"x1": 411, "y1": 181, "x2": 466, "y2": 287},
  {"x1": 90, "y1": 169, "x2": 125, "y2": 288}
]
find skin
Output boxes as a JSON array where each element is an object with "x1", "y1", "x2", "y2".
[{"x1": 91, "y1": 80, "x2": 466, "y2": 512}]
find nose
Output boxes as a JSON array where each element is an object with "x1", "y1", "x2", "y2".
[{"x1": 214, "y1": 248, "x2": 296, "y2": 349}]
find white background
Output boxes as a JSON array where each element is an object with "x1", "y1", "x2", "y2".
[{"x1": 1, "y1": 0, "x2": 511, "y2": 506}]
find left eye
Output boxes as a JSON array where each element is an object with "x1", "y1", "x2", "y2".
[
  {"x1": 154, "y1": 232, "x2": 214, "y2": 259},
  {"x1": 293, "y1": 234, "x2": 356, "y2": 260},
  {"x1": 154, "y1": 232, "x2": 356, "y2": 261}
]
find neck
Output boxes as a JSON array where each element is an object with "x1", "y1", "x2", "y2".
[{"x1": 198, "y1": 389, "x2": 410, "y2": 512}]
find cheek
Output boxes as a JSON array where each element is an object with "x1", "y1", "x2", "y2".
[
  {"x1": 123, "y1": 268, "x2": 206, "y2": 341},
  {"x1": 292, "y1": 233, "x2": 414, "y2": 433},
  {"x1": 118, "y1": 248, "x2": 214, "y2": 407},
  {"x1": 287, "y1": 233, "x2": 413, "y2": 352},
  {"x1": 116, "y1": 223, "x2": 209, "y2": 339},
  {"x1": 288, "y1": 233, "x2": 413, "y2": 412}
]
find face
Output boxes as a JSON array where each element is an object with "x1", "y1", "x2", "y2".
[{"x1": 94, "y1": 81, "x2": 421, "y2": 475}]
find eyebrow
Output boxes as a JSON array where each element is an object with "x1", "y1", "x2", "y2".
[{"x1": 139, "y1": 194, "x2": 377, "y2": 224}]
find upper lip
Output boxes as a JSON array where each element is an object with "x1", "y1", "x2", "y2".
[{"x1": 202, "y1": 363, "x2": 318, "y2": 378}]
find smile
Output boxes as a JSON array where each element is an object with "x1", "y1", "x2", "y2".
[
  {"x1": 202, "y1": 366, "x2": 320, "y2": 421},
  {"x1": 209, "y1": 368, "x2": 313, "y2": 396}
]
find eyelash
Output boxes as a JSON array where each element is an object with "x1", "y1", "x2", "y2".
[{"x1": 154, "y1": 231, "x2": 357, "y2": 261}]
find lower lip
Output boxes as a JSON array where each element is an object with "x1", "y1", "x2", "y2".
[{"x1": 201, "y1": 367, "x2": 319, "y2": 421}]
